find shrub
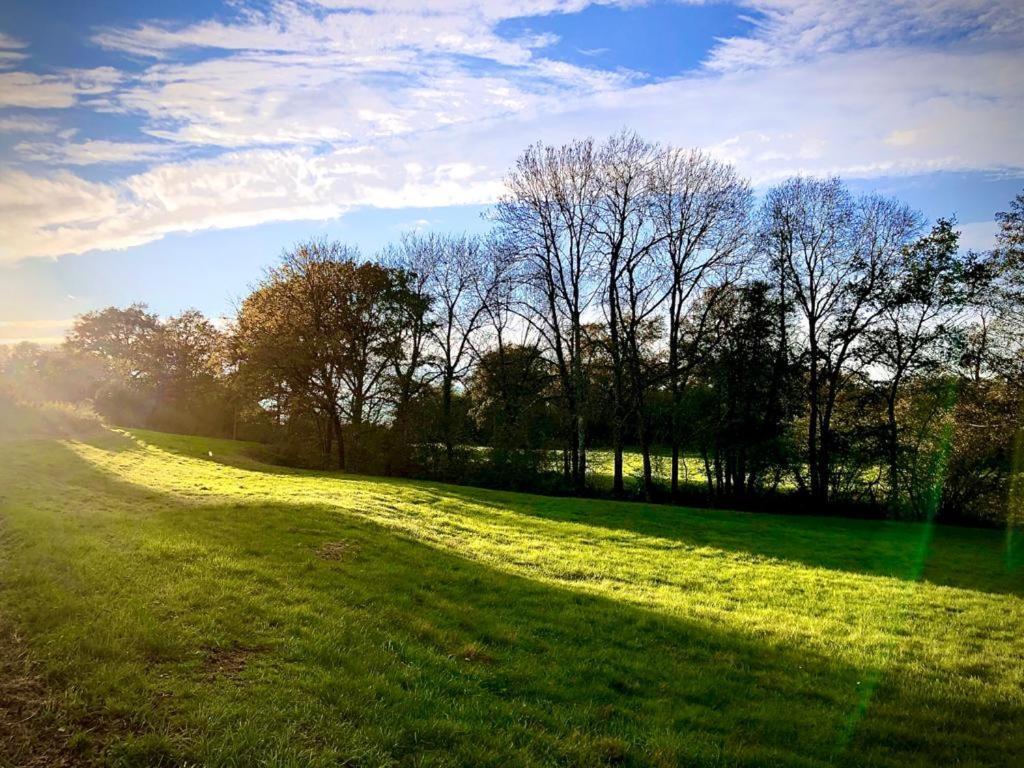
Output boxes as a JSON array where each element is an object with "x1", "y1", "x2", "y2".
[{"x1": 0, "y1": 387, "x2": 104, "y2": 438}]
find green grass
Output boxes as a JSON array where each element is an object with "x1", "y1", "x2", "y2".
[
  {"x1": 1, "y1": 428, "x2": 1022, "y2": 767},
  {"x1": 584, "y1": 449, "x2": 704, "y2": 491},
  {"x1": 584, "y1": 449, "x2": 807, "y2": 493}
]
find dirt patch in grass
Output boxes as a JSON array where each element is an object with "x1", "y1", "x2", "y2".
[
  {"x1": 315, "y1": 540, "x2": 357, "y2": 561},
  {"x1": 0, "y1": 626, "x2": 94, "y2": 768},
  {"x1": 201, "y1": 644, "x2": 266, "y2": 680},
  {"x1": 455, "y1": 643, "x2": 495, "y2": 664},
  {"x1": 0, "y1": 620, "x2": 148, "y2": 767},
  {"x1": 0, "y1": 627, "x2": 74, "y2": 767}
]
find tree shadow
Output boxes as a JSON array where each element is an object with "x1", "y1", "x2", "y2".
[
  {"x1": 4, "y1": 438, "x2": 1021, "y2": 767},
  {"x1": 78, "y1": 428, "x2": 1024, "y2": 598},
  {"x1": 4, "y1": 438, "x2": 1019, "y2": 768},
  {"x1": 408, "y1": 482, "x2": 1024, "y2": 598}
]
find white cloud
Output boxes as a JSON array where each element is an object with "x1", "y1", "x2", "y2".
[
  {"x1": 0, "y1": 67, "x2": 121, "y2": 109},
  {"x1": 100, "y1": 45, "x2": 628, "y2": 150},
  {"x1": 0, "y1": 31, "x2": 27, "y2": 69},
  {"x1": 14, "y1": 139, "x2": 177, "y2": 165},
  {"x1": 708, "y1": 0, "x2": 1024, "y2": 71},
  {"x1": 0, "y1": 0, "x2": 1021, "y2": 261},
  {"x1": 0, "y1": 32, "x2": 27, "y2": 49},
  {"x1": 0, "y1": 50, "x2": 27, "y2": 68},
  {"x1": 0, "y1": 72, "x2": 78, "y2": 109},
  {"x1": 90, "y1": 1, "x2": 608, "y2": 64},
  {"x1": 0, "y1": 115, "x2": 58, "y2": 134},
  {"x1": 593, "y1": 47, "x2": 1024, "y2": 184},
  {"x1": 957, "y1": 220, "x2": 999, "y2": 252},
  {"x1": 0, "y1": 137, "x2": 509, "y2": 261}
]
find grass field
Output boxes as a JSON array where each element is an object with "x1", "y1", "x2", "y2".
[
  {"x1": 1, "y1": 428, "x2": 1022, "y2": 767},
  {"x1": 584, "y1": 449, "x2": 805, "y2": 494},
  {"x1": 585, "y1": 449, "x2": 707, "y2": 492}
]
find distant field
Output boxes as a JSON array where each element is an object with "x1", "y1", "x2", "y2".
[
  {"x1": 1, "y1": 428, "x2": 1022, "y2": 767},
  {"x1": 585, "y1": 448, "x2": 707, "y2": 491}
]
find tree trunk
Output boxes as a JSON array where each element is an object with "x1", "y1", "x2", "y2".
[
  {"x1": 668, "y1": 290, "x2": 682, "y2": 499},
  {"x1": 608, "y1": 261, "x2": 625, "y2": 495},
  {"x1": 442, "y1": 371, "x2": 454, "y2": 467},
  {"x1": 576, "y1": 414, "x2": 586, "y2": 492},
  {"x1": 886, "y1": 383, "x2": 900, "y2": 507},
  {"x1": 640, "y1": 422, "x2": 654, "y2": 502},
  {"x1": 613, "y1": 438, "x2": 624, "y2": 496},
  {"x1": 818, "y1": 417, "x2": 832, "y2": 504},
  {"x1": 572, "y1": 313, "x2": 587, "y2": 494},
  {"x1": 670, "y1": 443, "x2": 680, "y2": 498},
  {"x1": 668, "y1": 346, "x2": 683, "y2": 500},
  {"x1": 330, "y1": 410, "x2": 346, "y2": 471},
  {"x1": 807, "y1": 330, "x2": 824, "y2": 504}
]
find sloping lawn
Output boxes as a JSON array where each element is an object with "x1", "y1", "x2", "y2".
[{"x1": 1, "y1": 428, "x2": 1021, "y2": 767}]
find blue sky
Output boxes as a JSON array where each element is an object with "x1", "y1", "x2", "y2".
[{"x1": 1, "y1": 0, "x2": 1022, "y2": 343}]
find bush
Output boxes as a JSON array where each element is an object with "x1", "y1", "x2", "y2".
[{"x1": 0, "y1": 388, "x2": 104, "y2": 438}]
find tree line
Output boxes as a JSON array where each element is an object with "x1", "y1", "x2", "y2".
[{"x1": 3, "y1": 131, "x2": 1021, "y2": 525}]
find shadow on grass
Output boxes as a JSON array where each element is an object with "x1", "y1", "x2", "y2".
[
  {"x1": 3, "y1": 438, "x2": 1022, "y2": 767},
  {"x1": 86, "y1": 428, "x2": 1024, "y2": 598},
  {"x1": 443, "y1": 485, "x2": 1024, "y2": 598}
]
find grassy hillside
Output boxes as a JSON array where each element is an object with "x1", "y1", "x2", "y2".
[{"x1": 1, "y1": 428, "x2": 1021, "y2": 767}]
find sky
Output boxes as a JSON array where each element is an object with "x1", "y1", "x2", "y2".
[{"x1": 1, "y1": 0, "x2": 1022, "y2": 344}]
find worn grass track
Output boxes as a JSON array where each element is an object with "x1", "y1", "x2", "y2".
[{"x1": 0, "y1": 428, "x2": 1022, "y2": 767}]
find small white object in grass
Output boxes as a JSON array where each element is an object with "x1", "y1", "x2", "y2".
[{"x1": 208, "y1": 451, "x2": 214, "y2": 457}]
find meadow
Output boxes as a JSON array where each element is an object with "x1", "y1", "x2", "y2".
[
  {"x1": 1, "y1": 427, "x2": 1022, "y2": 767},
  {"x1": 584, "y1": 449, "x2": 710, "y2": 492}
]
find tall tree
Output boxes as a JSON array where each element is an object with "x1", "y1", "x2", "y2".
[
  {"x1": 326, "y1": 260, "x2": 415, "y2": 472},
  {"x1": 65, "y1": 303, "x2": 161, "y2": 386},
  {"x1": 761, "y1": 178, "x2": 919, "y2": 503},
  {"x1": 593, "y1": 130, "x2": 662, "y2": 495},
  {"x1": 694, "y1": 282, "x2": 789, "y2": 497},
  {"x1": 652, "y1": 149, "x2": 751, "y2": 498},
  {"x1": 469, "y1": 344, "x2": 553, "y2": 462},
  {"x1": 496, "y1": 139, "x2": 601, "y2": 492},
  {"x1": 424, "y1": 233, "x2": 496, "y2": 466},
  {"x1": 863, "y1": 219, "x2": 983, "y2": 510},
  {"x1": 380, "y1": 235, "x2": 436, "y2": 474},
  {"x1": 233, "y1": 241, "x2": 411, "y2": 470},
  {"x1": 234, "y1": 241, "x2": 355, "y2": 468},
  {"x1": 154, "y1": 309, "x2": 227, "y2": 432}
]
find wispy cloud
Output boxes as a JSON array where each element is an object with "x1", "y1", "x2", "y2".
[
  {"x1": 0, "y1": 67, "x2": 121, "y2": 109},
  {"x1": 0, "y1": 0, "x2": 1021, "y2": 262},
  {"x1": 0, "y1": 32, "x2": 27, "y2": 48},
  {"x1": 707, "y1": 0, "x2": 1024, "y2": 71},
  {"x1": 0, "y1": 31, "x2": 27, "y2": 69},
  {"x1": 14, "y1": 139, "x2": 177, "y2": 166},
  {"x1": 0, "y1": 115, "x2": 58, "y2": 134},
  {"x1": 90, "y1": 1, "x2": 586, "y2": 65}
]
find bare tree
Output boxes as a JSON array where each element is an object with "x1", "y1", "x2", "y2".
[
  {"x1": 474, "y1": 233, "x2": 527, "y2": 362},
  {"x1": 593, "y1": 130, "x2": 662, "y2": 495},
  {"x1": 422, "y1": 233, "x2": 499, "y2": 464},
  {"x1": 762, "y1": 178, "x2": 919, "y2": 503},
  {"x1": 379, "y1": 234, "x2": 436, "y2": 473},
  {"x1": 652, "y1": 148, "x2": 752, "y2": 498},
  {"x1": 617, "y1": 249, "x2": 669, "y2": 499},
  {"x1": 496, "y1": 139, "x2": 602, "y2": 491}
]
